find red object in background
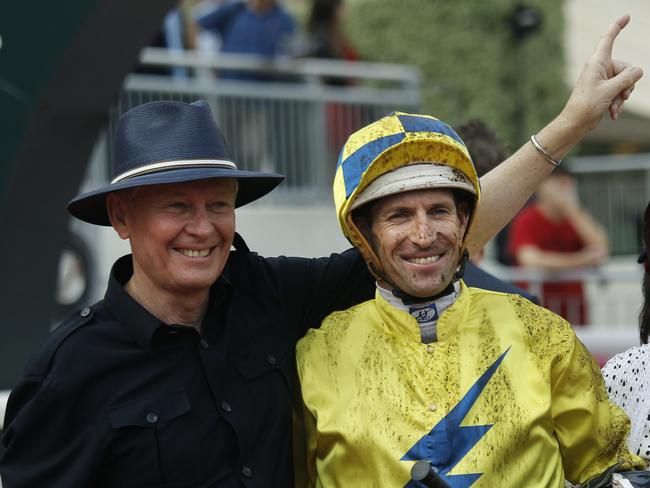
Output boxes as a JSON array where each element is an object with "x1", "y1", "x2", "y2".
[
  {"x1": 324, "y1": 41, "x2": 362, "y2": 160},
  {"x1": 509, "y1": 205, "x2": 588, "y2": 325}
]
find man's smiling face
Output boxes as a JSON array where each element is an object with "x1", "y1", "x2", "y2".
[
  {"x1": 364, "y1": 188, "x2": 469, "y2": 298},
  {"x1": 108, "y1": 178, "x2": 237, "y2": 300}
]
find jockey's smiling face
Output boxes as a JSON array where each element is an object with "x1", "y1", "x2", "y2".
[{"x1": 359, "y1": 188, "x2": 469, "y2": 298}]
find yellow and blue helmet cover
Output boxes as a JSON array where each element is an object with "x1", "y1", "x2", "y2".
[{"x1": 333, "y1": 112, "x2": 481, "y2": 277}]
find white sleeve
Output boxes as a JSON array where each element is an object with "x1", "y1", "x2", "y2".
[{"x1": 602, "y1": 345, "x2": 650, "y2": 461}]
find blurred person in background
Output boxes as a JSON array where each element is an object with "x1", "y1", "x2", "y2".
[
  {"x1": 455, "y1": 119, "x2": 538, "y2": 303},
  {"x1": 508, "y1": 166, "x2": 610, "y2": 325},
  {"x1": 305, "y1": 0, "x2": 362, "y2": 161},
  {"x1": 306, "y1": 0, "x2": 358, "y2": 67},
  {"x1": 603, "y1": 200, "x2": 650, "y2": 464},
  {"x1": 196, "y1": 0, "x2": 296, "y2": 81},
  {"x1": 135, "y1": 6, "x2": 192, "y2": 78},
  {"x1": 195, "y1": 0, "x2": 298, "y2": 172}
]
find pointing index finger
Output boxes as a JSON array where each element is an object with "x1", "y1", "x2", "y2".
[{"x1": 593, "y1": 14, "x2": 630, "y2": 60}]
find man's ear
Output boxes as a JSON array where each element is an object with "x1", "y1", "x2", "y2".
[{"x1": 107, "y1": 192, "x2": 130, "y2": 240}]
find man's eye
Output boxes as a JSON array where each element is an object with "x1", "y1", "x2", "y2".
[
  {"x1": 388, "y1": 212, "x2": 406, "y2": 220},
  {"x1": 167, "y1": 202, "x2": 187, "y2": 210},
  {"x1": 208, "y1": 202, "x2": 231, "y2": 212}
]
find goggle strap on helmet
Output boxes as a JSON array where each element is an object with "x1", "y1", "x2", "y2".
[
  {"x1": 454, "y1": 249, "x2": 470, "y2": 281},
  {"x1": 367, "y1": 260, "x2": 383, "y2": 281}
]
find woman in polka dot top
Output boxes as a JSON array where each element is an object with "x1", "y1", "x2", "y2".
[{"x1": 603, "y1": 200, "x2": 650, "y2": 462}]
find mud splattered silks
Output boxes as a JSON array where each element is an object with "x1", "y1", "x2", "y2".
[{"x1": 295, "y1": 283, "x2": 643, "y2": 487}]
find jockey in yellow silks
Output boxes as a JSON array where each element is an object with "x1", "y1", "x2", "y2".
[{"x1": 295, "y1": 112, "x2": 643, "y2": 487}]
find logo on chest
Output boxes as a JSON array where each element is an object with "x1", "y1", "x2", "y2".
[{"x1": 409, "y1": 303, "x2": 438, "y2": 323}]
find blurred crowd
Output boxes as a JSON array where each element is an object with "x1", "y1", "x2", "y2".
[{"x1": 142, "y1": 0, "x2": 359, "y2": 81}]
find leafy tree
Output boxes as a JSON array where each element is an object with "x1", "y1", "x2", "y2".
[{"x1": 345, "y1": 0, "x2": 565, "y2": 150}]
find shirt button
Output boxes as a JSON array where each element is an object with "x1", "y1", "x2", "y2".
[
  {"x1": 200, "y1": 339, "x2": 209, "y2": 350},
  {"x1": 426, "y1": 345, "x2": 434, "y2": 354},
  {"x1": 428, "y1": 404, "x2": 437, "y2": 412},
  {"x1": 266, "y1": 354, "x2": 277, "y2": 365},
  {"x1": 241, "y1": 466, "x2": 253, "y2": 478},
  {"x1": 146, "y1": 412, "x2": 159, "y2": 424},
  {"x1": 80, "y1": 307, "x2": 91, "y2": 317},
  {"x1": 221, "y1": 401, "x2": 232, "y2": 413}
]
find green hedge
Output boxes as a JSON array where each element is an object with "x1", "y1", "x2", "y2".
[{"x1": 345, "y1": 0, "x2": 566, "y2": 150}]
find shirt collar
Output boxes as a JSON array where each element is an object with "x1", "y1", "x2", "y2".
[
  {"x1": 375, "y1": 280, "x2": 469, "y2": 343},
  {"x1": 377, "y1": 282, "x2": 460, "y2": 343},
  {"x1": 104, "y1": 255, "x2": 232, "y2": 352}
]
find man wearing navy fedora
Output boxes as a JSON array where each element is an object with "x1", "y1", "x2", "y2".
[
  {"x1": 0, "y1": 14, "x2": 644, "y2": 487},
  {"x1": 0, "y1": 100, "x2": 376, "y2": 487}
]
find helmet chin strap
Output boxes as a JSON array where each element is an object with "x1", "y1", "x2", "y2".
[{"x1": 390, "y1": 249, "x2": 469, "y2": 306}]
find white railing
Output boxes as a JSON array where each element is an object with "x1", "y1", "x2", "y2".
[
  {"x1": 484, "y1": 263, "x2": 643, "y2": 328},
  {"x1": 138, "y1": 47, "x2": 421, "y2": 88},
  {"x1": 575, "y1": 326, "x2": 640, "y2": 359},
  {"x1": 66, "y1": 49, "x2": 424, "y2": 306},
  {"x1": 91, "y1": 48, "x2": 423, "y2": 203}
]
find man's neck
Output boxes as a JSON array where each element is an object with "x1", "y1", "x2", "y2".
[
  {"x1": 124, "y1": 274, "x2": 209, "y2": 332},
  {"x1": 377, "y1": 282, "x2": 461, "y2": 343},
  {"x1": 377, "y1": 282, "x2": 460, "y2": 307}
]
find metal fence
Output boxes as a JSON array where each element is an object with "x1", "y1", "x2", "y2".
[
  {"x1": 568, "y1": 153, "x2": 650, "y2": 255},
  {"x1": 488, "y1": 264, "x2": 643, "y2": 328},
  {"x1": 65, "y1": 48, "x2": 422, "y2": 313},
  {"x1": 465, "y1": 263, "x2": 645, "y2": 362},
  {"x1": 102, "y1": 48, "x2": 422, "y2": 201},
  {"x1": 105, "y1": 50, "x2": 650, "y2": 251}
]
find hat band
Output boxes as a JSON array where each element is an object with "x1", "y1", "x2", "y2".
[{"x1": 111, "y1": 159, "x2": 237, "y2": 184}]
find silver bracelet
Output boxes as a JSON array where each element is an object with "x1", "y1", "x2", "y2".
[{"x1": 530, "y1": 134, "x2": 562, "y2": 167}]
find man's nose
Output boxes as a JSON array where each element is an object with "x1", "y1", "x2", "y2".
[
  {"x1": 411, "y1": 216, "x2": 435, "y2": 246},
  {"x1": 186, "y1": 207, "x2": 213, "y2": 236}
]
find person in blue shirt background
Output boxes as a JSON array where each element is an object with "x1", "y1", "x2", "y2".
[{"x1": 197, "y1": 0, "x2": 296, "y2": 80}]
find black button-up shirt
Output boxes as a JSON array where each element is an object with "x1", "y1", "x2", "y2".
[{"x1": 1, "y1": 238, "x2": 373, "y2": 487}]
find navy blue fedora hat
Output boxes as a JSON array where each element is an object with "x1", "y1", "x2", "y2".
[{"x1": 68, "y1": 100, "x2": 285, "y2": 226}]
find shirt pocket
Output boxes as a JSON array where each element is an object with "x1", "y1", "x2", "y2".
[
  {"x1": 231, "y1": 333, "x2": 293, "y2": 391},
  {"x1": 106, "y1": 389, "x2": 194, "y2": 487}
]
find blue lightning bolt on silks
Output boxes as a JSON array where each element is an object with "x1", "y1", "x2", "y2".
[{"x1": 402, "y1": 348, "x2": 510, "y2": 488}]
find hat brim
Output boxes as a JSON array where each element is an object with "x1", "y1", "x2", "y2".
[{"x1": 67, "y1": 167, "x2": 285, "y2": 226}]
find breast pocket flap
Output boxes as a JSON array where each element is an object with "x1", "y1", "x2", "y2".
[{"x1": 108, "y1": 389, "x2": 191, "y2": 429}]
